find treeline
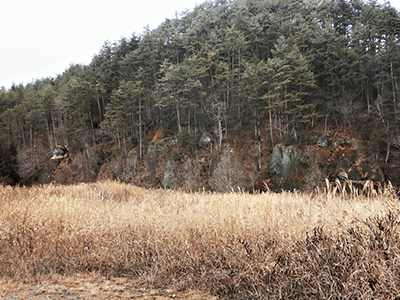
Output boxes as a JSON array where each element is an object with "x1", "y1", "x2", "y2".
[{"x1": 1, "y1": 0, "x2": 399, "y2": 184}]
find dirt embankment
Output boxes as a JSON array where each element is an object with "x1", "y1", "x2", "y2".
[{"x1": 17, "y1": 125, "x2": 398, "y2": 191}]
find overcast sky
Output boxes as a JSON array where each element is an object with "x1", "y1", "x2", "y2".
[
  {"x1": 0, "y1": 0, "x2": 200, "y2": 90},
  {"x1": 1, "y1": 0, "x2": 400, "y2": 91}
]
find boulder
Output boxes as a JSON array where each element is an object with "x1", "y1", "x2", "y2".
[
  {"x1": 317, "y1": 135, "x2": 329, "y2": 147},
  {"x1": 268, "y1": 144, "x2": 303, "y2": 178},
  {"x1": 162, "y1": 160, "x2": 175, "y2": 189},
  {"x1": 147, "y1": 141, "x2": 164, "y2": 155},
  {"x1": 199, "y1": 132, "x2": 214, "y2": 146},
  {"x1": 222, "y1": 145, "x2": 235, "y2": 154},
  {"x1": 127, "y1": 148, "x2": 138, "y2": 163},
  {"x1": 51, "y1": 145, "x2": 68, "y2": 160},
  {"x1": 145, "y1": 141, "x2": 164, "y2": 173}
]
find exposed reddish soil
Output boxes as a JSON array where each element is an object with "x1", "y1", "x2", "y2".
[{"x1": 24, "y1": 124, "x2": 397, "y2": 191}]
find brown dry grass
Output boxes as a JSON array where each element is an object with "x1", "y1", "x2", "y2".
[{"x1": 1, "y1": 180, "x2": 399, "y2": 299}]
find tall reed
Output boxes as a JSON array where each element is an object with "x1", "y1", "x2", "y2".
[{"x1": 0, "y1": 180, "x2": 398, "y2": 298}]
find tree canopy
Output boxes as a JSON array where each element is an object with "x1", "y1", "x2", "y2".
[{"x1": 1, "y1": 0, "x2": 399, "y2": 185}]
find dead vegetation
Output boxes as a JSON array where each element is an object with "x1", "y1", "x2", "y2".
[{"x1": 0, "y1": 180, "x2": 399, "y2": 299}]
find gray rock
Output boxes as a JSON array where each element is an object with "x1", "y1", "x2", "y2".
[
  {"x1": 317, "y1": 135, "x2": 329, "y2": 147},
  {"x1": 127, "y1": 149, "x2": 138, "y2": 159},
  {"x1": 269, "y1": 144, "x2": 302, "y2": 178},
  {"x1": 147, "y1": 141, "x2": 164, "y2": 155},
  {"x1": 222, "y1": 145, "x2": 235, "y2": 154},
  {"x1": 145, "y1": 142, "x2": 164, "y2": 173},
  {"x1": 199, "y1": 132, "x2": 214, "y2": 146},
  {"x1": 162, "y1": 160, "x2": 176, "y2": 189},
  {"x1": 51, "y1": 145, "x2": 68, "y2": 160}
]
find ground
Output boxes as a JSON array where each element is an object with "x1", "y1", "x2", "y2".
[{"x1": 0, "y1": 275, "x2": 217, "y2": 300}]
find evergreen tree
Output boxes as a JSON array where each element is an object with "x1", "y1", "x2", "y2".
[{"x1": 264, "y1": 36, "x2": 316, "y2": 141}]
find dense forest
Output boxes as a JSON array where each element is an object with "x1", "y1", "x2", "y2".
[{"x1": 1, "y1": 0, "x2": 399, "y2": 191}]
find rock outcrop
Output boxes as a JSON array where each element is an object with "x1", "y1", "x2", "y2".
[{"x1": 269, "y1": 144, "x2": 303, "y2": 178}]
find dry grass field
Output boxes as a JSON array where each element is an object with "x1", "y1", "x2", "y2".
[{"x1": 1, "y1": 180, "x2": 400, "y2": 299}]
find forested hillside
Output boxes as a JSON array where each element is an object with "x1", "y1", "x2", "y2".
[{"x1": 1, "y1": 0, "x2": 399, "y2": 191}]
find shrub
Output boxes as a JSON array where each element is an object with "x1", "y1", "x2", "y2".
[
  {"x1": 210, "y1": 153, "x2": 247, "y2": 192},
  {"x1": 177, "y1": 129, "x2": 196, "y2": 152},
  {"x1": 170, "y1": 150, "x2": 182, "y2": 161},
  {"x1": 0, "y1": 139, "x2": 20, "y2": 185}
]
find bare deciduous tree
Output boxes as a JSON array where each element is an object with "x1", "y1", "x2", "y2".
[{"x1": 210, "y1": 153, "x2": 246, "y2": 193}]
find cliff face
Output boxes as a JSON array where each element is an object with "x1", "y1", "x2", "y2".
[{"x1": 12, "y1": 124, "x2": 393, "y2": 193}]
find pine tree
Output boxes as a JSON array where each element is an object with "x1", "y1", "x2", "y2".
[{"x1": 263, "y1": 36, "x2": 317, "y2": 141}]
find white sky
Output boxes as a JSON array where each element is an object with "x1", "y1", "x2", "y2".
[
  {"x1": 0, "y1": 0, "x2": 200, "y2": 90},
  {"x1": 1, "y1": 0, "x2": 400, "y2": 91}
]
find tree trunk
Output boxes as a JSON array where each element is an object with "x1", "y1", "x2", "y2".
[
  {"x1": 268, "y1": 96, "x2": 274, "y2": 147},
  {"x1": 139, "y1": 98, "x2": 143, "y2": 159},
  {"x1": 386, "y1": 136, "x2": 390, "y2": 164},
  {"x1": 278, "y1": 108, "x2": 283, "y2": 140},
  {"x1": 20, "y1": 122, "x2": 26, "y2": 149},
  {"x1": 89, "y1": 108, "x2": 96, "y2": 144},
  {"x1": 30, "y1": 126, "x2": 33, "y2": 149},
  {"x1": 96, "y1": 93, "x2": 102, "y2": 122},
  {"x1": 43, "y1": 113, "x2": 52, "y2": 147},
  {"x1": 51, "y1": 111, "x2": 56, "y2": 147},
  {"x1": 390, "y1": 61, "x2": 397, "y2": 119},
  {"x1": 218, "y1": 104, "x2": 222, "y2": 147},
  {"x1": 188, "y1": 106, "x2": 191, "y2": 131},
  {"x1": 176, "y1": 98, "x2": 182, "y2": 131}
]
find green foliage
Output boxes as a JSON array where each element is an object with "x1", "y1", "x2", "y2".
[
  {"x1": 170, "y1": 150, "x2": 182, "y2": 161},
  {"x1": 177, "y1": 129, "x2": 196, "y2": 153},
  {"x1": 112, "y1": 148, "x2": 123, "y2": 159},
  {"x1": 130, "y1": 135, "x2": 139, "y2": 147},
  {"x1": 282, "y1": 133, "x2": 293, "y2": 146},
  {"x1": 248, "y1": 132, "x2": 261, "y2": 141},
  {"x1": 0, "y1": 137, "x2": 19, "y2": 185},
  {"x1": 297, "y1": 129, "x2": 311, "y2": 145},
  {"x1": 1, "y1": 0, "x2": 400, "y2": 186}
]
